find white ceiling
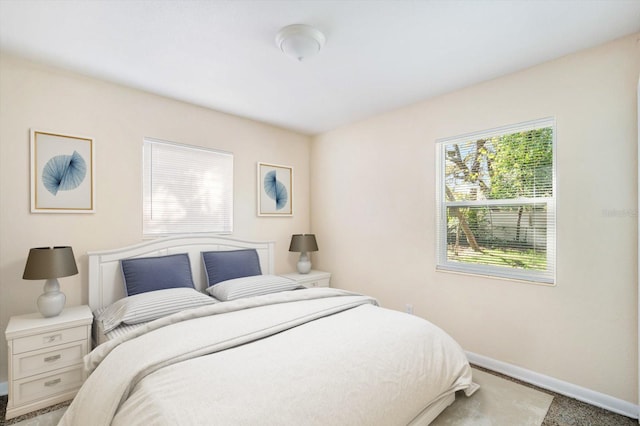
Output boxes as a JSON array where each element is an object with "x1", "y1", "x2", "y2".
[{"x1": 1, "y1": 1, "x2": 639, "y2": 135}]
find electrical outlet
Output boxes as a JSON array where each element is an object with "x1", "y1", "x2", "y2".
[{"x1": 405, "y1": 304, "x2": 413, "y2": 314}]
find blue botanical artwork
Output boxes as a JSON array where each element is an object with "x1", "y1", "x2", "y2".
[
  {"x1": 258, "y1": 163, "x2": 292, "y2": 216},
  {"x1": 32, "y1": 130, "x2": 94, "y2": 213},
  {"x1": 42, "y1": 150, "x2": 87, "y2": 196},
  {"x1": 263, "y1": 170, "x2": 288, "y2": 210}
]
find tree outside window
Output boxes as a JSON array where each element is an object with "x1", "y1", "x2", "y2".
[{"x1": 436, "y1": 118, "x2": 555, "y2": 284}]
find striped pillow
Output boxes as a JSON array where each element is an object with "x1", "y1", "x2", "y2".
[
  {"x1": 206, "y1": 275, "x2": 300, "y2": 301},
  {"x1": 96, "y1": 288, "x2": 217, "y2": 333}
]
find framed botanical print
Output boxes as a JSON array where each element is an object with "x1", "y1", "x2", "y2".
[
  {"x1": 31, "y1": 129, "x2": 95, "y2": 213},
  {"x1": 257, "y1": 162, "x2": 293, "y2": 216}
]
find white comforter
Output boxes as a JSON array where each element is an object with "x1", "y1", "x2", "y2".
[{"x1": 60, "y1": 288, "x2": 476, "y2": 426}]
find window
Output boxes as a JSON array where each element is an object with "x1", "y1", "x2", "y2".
[
  {"x1": 143, "y1": 138, "x2": 233, "y2": 236},
  {"x1": 435, "y1": 118, "x2": 556, "y2": 284}
]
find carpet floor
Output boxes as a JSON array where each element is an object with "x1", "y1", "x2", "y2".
[
  {"x1": 0, "y1": 367, "x2": 636, "y2": 425},
  {"x1": 472, "y1": 366, "x2": 636, "y2": 426}
]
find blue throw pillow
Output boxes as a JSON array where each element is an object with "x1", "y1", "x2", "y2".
[
  {"x1": 201, "y1": 249, "x2": 262, "y2": 286},
  {"x1": 121, "y1": 253, "x2": 195, "y2": 296}
]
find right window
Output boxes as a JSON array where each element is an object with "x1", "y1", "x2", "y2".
[{"x1": 436, "y1": 117, "x2": 556, "y2": 284}]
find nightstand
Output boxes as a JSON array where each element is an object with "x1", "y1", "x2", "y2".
[
  {"x1": 281, "y1": 270, "x2": 331, "y2": 288},
  {"x1": 5, "y1": 305, "x2": 93, "y2": 419}
]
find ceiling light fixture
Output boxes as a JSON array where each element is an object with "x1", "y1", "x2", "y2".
[{"x1": 275, "y1": 24, "x2": 325, "y2": 61}]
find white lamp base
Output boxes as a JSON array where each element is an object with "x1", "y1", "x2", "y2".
[
  {"x1": 37, "y1": 278, "x2": 66, "y2": 318},
  {"x1": 297, "y1": 252, "x2": 312, "y2": 274}
]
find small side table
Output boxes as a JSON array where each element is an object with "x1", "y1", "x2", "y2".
[
  {"x1": 281, "y1": 270, "x2": 331, "y2": 288},
  {"x1": 5, "y1": 305, "x2": 92, "y2": 419}
]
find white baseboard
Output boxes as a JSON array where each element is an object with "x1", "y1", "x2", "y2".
[
  {"x1": 466, "y1": 351, "x2": 639, "y2": 420},
  {"x1": 0, "y1": 381, "x2": 7, "y2": 396}
]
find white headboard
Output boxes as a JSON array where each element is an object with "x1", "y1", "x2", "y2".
[{"x1": 88, "y1": 235, "x2": 275, "y2": 311}]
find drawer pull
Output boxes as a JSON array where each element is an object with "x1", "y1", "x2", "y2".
[
  {"x1": 44, "y1": 378, "x2": 61, "y2": 387},
  {"x1": 44, "y1": 354, "x2": 62, "y2": 363},
  {"x1": 43, "y1": 334, "x2": 62, "y2": 344}
]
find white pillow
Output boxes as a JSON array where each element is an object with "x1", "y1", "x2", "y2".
[
  {"x1": 96, "y1": 288, "x2": 217, "y2": 333},
  {"x1": 206, "y1": 274, "x2": 300, "y2": 301}
]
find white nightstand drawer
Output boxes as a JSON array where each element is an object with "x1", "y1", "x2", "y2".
[
  {"x1": 13, "y1": 340, "x2": 87, "y2": 380},
  {"x1": 12, "y1": 326, "x2": 88, "y2": 355},
  {"x1": 12, "y1": 366, "x2": 83, "y2": 406},
  {"x1": 281, "y1": 270, "x2": 331, "y2": 288},
  {"x1": 302, "y1": 278, "x2": 330, "y2": 288}
]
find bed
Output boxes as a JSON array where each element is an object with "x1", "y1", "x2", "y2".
[{"x1": 60, "y1": 235, "x2": 477, "y2": 426}]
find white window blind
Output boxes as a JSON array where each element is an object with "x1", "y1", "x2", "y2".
[
  {"x1": 435, "y1": 117, "x2": 556, "y2": 284},
  {"x1": 143, "y1": 138, "x2": 233, "y2": 236}
]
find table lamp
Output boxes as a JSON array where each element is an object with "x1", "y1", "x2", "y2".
[
  {"x1": 289, "y1": 234, "x2": 318, "y2": 274},
  {"x1": 23, "y1": 246, "x2": 78, "y2": 317}
]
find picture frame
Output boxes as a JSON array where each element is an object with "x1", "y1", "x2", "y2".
[
  {"x1": 30, "y1": 129, "x2": 95, "y2": 213},
  {"x1": 257, "y1": 162, "x2": 293, "y2": 216}
]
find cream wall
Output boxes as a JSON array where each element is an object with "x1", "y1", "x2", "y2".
[
  {"x1": 311, "y1": 34, "x2": 640, "y2": 404},
  {"x1": 0, "y1": 54, "x2": 312, "y2": 383}
]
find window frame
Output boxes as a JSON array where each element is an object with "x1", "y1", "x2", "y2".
[
  {"x1": 142, "y1": 137, "x2": 233, "y2": 237},
  {"x1": 435, "y1": 117, "x2": 556, "y2": 284}
]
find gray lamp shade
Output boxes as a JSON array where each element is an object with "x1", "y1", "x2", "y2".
[
  {"x1": 23, "y1": 247, "x2": 78, "y2": 280},
  {"x1": 289, "y1": 234, "x2": 318, "y2": 253}
]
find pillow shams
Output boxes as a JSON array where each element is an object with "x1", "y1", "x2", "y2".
[
  {"x1": 121, "y1": 253, "x2": 195, "y2": 296},
  {"x1": 206, "y1": 274, "x2": 300, "y2": 301},
  {"x1": 201, "y1": 249, "x2": 262, "y2": 286},
  {"x1": 96, "y1": 288, "x2": 217, "y2": 333}
]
